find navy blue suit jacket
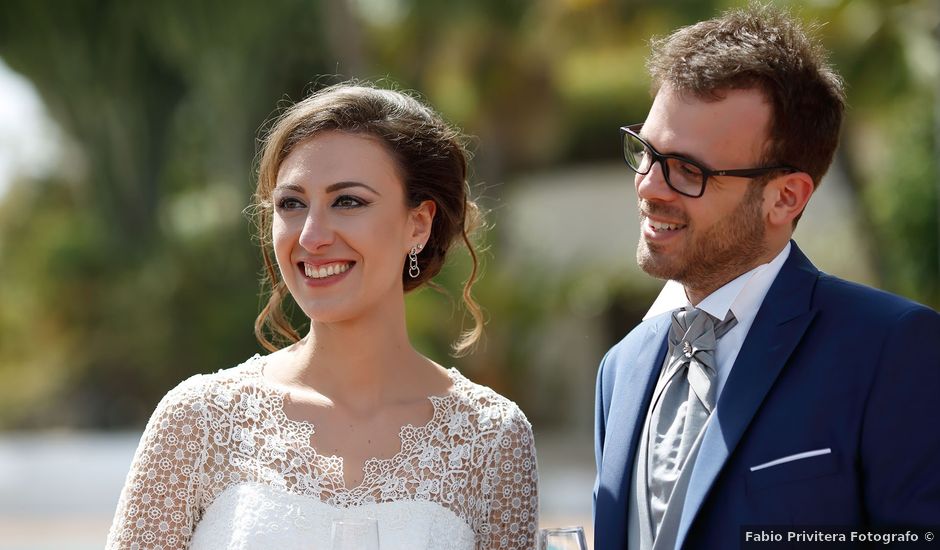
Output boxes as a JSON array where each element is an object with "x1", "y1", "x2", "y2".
[{"x1": 593, "y1": 242, "x2": 940, "y2": 550}]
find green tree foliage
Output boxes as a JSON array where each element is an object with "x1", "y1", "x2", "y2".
[{"x1": 825, "y1": 0, "x2": 939, "y2": 306}]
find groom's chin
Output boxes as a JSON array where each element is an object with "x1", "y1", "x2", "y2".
[{"x1": 637, "y1": 241, "x2": 673, "y2": 280}]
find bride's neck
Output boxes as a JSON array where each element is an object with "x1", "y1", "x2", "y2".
[{"x1": 283, "y1": 304, "x2": 429, "y2": 408}]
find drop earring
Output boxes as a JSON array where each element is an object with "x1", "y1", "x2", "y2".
[{"x1": 409, "y1": 244, "x2": 422, "y2": 278}]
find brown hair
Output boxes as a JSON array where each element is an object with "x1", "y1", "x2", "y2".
[
  {"x1": 251, "y1": 82, "x2": 484, "y2": 356},
  {"x1": 647, "y1": 2, "x2": 846, "y2": 190}
]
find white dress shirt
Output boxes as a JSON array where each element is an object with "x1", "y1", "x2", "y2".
[{"x1": 642, "y1": 242, "x2": 792, "y2": 403}]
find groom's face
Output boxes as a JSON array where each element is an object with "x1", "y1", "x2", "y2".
[{"x1": 634, "y1": 85, "x2": 774, "y2": 295}]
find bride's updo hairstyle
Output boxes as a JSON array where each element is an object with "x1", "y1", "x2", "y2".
[{"x1": 251, "y1": 82, "x2": 484, "y2": 356}]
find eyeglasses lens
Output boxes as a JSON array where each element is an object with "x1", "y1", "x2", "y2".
[
  {"x1": 665, "y1": 159, "x2": 704, "y2": 196},
  {"x1": 623, "y1": 132, "x2": 704, "y2": 197},
  {"x1": 623, "y1": 133, "x2": 650, "y2": 173}
]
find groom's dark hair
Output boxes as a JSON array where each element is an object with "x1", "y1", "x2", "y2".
[{"x1": 647, "y1": 2, "x2": 845, "y2": 191}]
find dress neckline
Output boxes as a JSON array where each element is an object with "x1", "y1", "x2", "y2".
[
  {"x1": 237, "y1": 353, "x2": 471, "y2": 496},
  {"x1": 244, "y1": 352, "x2": 468, "y2": 409}
]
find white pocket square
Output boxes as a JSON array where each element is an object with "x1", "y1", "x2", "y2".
[{"x1": 750, "y1": 448, "x2": 832, "y2": 472}]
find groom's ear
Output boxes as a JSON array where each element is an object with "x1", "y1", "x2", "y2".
[{"x1": 763, "y1": 171, "x2": 814, "y2": 230}]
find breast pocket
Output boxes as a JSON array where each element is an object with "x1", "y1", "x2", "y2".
[{"x1": 746, "y1": 448, "x2": 840, "y2": 494}]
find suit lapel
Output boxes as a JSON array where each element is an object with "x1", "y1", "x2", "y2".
[
  {"x1": 598, "y1": 315, "x2": 670, "y2": 550},
  {"x1": 674, "y1": 242, "x2": 820, "y2": 549}
]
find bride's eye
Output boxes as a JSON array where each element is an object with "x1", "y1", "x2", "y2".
[
  {"x1": 333, "y1": 195, "x2": 369, "y2": 209},
  {"x1": 275, "y1": 196, "x2": 306, "y2": 210}
]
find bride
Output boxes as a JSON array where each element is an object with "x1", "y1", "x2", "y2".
[{"x1": 106, "y1": 82, "x2": 538, "y2": 549}]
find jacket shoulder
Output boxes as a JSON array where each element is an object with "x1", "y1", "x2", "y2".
[{"x1": 814, "y1": 273, "x2": 937, "y2": 323}]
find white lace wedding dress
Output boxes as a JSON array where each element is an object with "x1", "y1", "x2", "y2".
[{"x1": 106, "y1": 355, "x2": 538, "y2": 550}]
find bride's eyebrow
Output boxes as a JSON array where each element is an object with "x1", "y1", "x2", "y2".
[
  {"x1": 273, "y1": 183, "x2": 305, "y2": 194},
  {"x1": 325, "y1": 181, "x2": 381, "y2": 196}
]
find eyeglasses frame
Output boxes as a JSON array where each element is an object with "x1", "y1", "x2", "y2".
[{"x1": 619, "y1": 123, "x2": 800, "y2": 198}]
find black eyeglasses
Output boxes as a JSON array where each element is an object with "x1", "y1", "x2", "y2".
[{"x1": 620, "y1": 123, "x2": 800, "y2": 198}]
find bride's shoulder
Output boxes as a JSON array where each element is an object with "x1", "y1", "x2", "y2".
[
  {"x1": 152, "y1": 354, "x2": 267, "y2": 416},
  {"x1": 447, "y1": 369, "x2": 532, "y2": 433}
]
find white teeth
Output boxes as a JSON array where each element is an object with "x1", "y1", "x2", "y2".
[
  {"x1": 304, "y1": 262, "x2": 351, "y2": 279},
  {"x1": 649, "y1": 219, "x2": 683, "y2": 231}
]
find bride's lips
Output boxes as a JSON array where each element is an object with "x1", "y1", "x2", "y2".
[{"x1": 297, "y1": 260, "x2": 355, "y2": 287}]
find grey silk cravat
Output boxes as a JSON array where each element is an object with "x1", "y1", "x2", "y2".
[{"x1": 646, "y1": 307, "x2": 737, "y2": 536}]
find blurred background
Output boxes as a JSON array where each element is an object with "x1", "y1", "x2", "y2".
[{"x1": 0, "y1": 0, "x2": 937, "y2": 548}]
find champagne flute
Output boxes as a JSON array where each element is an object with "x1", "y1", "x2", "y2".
[
  {"x1": 330, "y1": 516, "x2": 379, "y2": 550},
  {"x1": 539, "y1": 526, "x2": 588, "y2": 550}
]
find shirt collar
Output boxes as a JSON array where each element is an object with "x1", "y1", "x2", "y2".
[{"x1": 643, "y1": 242, "x2": 792, "y2": 322}]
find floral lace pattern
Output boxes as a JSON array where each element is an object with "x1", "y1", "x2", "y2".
[{"x1": 106, "y1": 355, "x2": 538, "y2": 549}]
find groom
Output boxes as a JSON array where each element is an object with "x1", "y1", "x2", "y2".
[{"x1": 593, "y1": 4, "x2": 940, "y2": 550}]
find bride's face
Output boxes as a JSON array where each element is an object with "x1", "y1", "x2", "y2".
[{"x1": 271, "y1": 131, "x2": 433, "y2": 323}]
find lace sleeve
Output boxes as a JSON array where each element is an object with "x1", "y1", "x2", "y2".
[
  {"x1": 482, "y1": 407, "x2": 539, "y2": 550},
  {"x1": 106, "y1": 379, "x2": 210, "y2": 550}
]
